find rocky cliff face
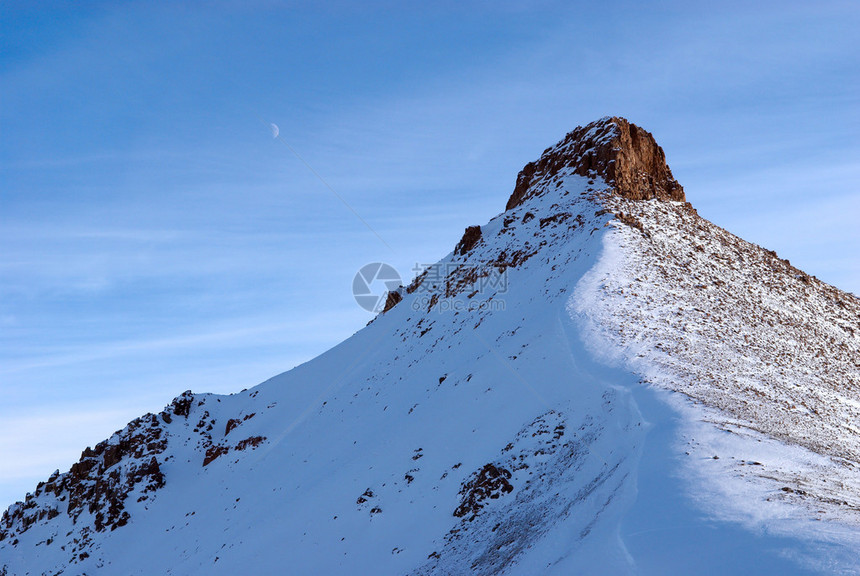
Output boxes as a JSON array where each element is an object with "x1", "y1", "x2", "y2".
[
  {"x1": 506, "y1": 116, "x2": 685, "y2": 210},
  {"x1": 0, "y1": 390, "x2": 268, "y2": 569},
  {"x1": 0, "y1": 396, "x2": 185, "y2": 560}
]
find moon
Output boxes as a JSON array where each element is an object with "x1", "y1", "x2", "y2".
[{"x1": 270, "y1": 123, "x2": 279, "y2": 139}]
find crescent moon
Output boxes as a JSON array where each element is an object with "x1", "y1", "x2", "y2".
[{"x1": 270, "y1": 123, "x2": 279, "y2": 139}]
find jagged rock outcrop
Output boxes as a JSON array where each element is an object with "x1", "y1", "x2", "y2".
[
  {"x1": 455, "y1": 225, "x2": 482, "y2": 256},
  {"x1": 0, "y1": 388, "x2": 270, "y2": 568},
  {"x1": 0, "y1": 391, "x2": 188, "y2": 548},
  {"x1": 0, "y1": 409, "x2": 170, "y2": 555},
  {"x1": 453, "y1": 463, "x2": 513, "y2": 519},
  {"x1": 506, "y1": 116, "x2": 685, "y2": 210}
]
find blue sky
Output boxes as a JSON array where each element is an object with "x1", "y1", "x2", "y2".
[{"x1": 1, "y1": 1, "x2": 858, "y2": 508}]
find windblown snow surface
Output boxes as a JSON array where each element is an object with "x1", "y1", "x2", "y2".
[{"x1": 3, "y1": 158, "x2": 860, "y2": 573}]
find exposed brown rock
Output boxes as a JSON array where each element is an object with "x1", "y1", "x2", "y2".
[
  {"x1": 171, "y1": 390, "x2": 194, "y2": 417},
  {"x1": 406, "y1": 269, "x2": 428, "y2": 295},
  {"x1": 102, "y1": 444, "x2": 123, "y2": 470},
  {"x1": 455, "y1": 225, "x2": 482, "y2": 256},
  {"x1": 235, "y1": 436, "x2": 265, "y2": 451},
  {"x1": 539, "y1": 212, "x2": 573, "y2": 229},
  {"x1": 382, "y1": 290, "x2": 403, "y2": 313},
  {"x1": 615, "y1": 212, "x2": 650, "y2": 237},
  {"x1": 225, "y1": 418, "x2": 242, "y2": 435},
  {"x1": 69, "y1": 459, "x2": 97, "y2": 480},
  {"x1": 203, "y1": 445, "x2": 229, "y2": 466},
  {"x1": 506, "y1": 117, "x2": 685, "y2": 210},
  {"x1": 1, "y1": 408, "x2": 171, "y2": 555},
  {"x1": 454, "y1": 463, "x2": 514, "y2": 519}
]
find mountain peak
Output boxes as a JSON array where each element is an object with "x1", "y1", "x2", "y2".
[
  {"x1": 506, "y1": 116, "x2": 685, "y2": 210},
  {"x1": 6, "y1": 117, "x2": 860, "y2": 575}
]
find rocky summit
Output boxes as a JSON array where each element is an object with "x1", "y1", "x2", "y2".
[{"x1": 506, "y1": 116, "x2": 685, "y2": 210}]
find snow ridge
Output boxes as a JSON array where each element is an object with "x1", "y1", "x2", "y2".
[{"x1": 573, "y1": 194, "x2": 860, "y2": 518}]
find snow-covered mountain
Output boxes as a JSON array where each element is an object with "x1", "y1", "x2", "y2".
[{"x1": 3, "y1": 117, "x2": 859, "y2": 575}]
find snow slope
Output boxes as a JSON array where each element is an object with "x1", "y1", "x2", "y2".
[{"x1": 2, "y1": 117, "x2": 859, "y2": 575}]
